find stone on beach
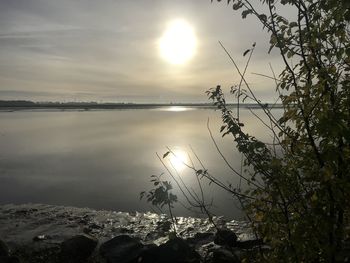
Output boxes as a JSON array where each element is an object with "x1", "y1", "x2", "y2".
[
  {"x1": 60, "y1": 234, "x2": 98, "y2": 263},
  {"x1": 0, "y1": 239, "x2": 20, "y2": 263},
  {"x1": 99, "y1": 235, "x2": 144, "y2": 263},
  {"x1": 214, "y1": 229, "x2": 238, "y2": 247},
  {"x1": 138, "y1": 237, "x2": 200, "y2": 263},
  {"x1": 0, "y1": 240, "x2": 10, "y2": 258}
]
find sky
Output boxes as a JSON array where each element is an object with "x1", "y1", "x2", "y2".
[{"x1": 0, "y1": 0, "x2": 284, "y2": 103}]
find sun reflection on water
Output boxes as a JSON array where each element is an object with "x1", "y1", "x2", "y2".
[
  {"x1": 168, "y1": 149, "x2": 189, "y2": 172},
  {"x1": 164, "y1": 106, "x2": 192, "y2": 112}
]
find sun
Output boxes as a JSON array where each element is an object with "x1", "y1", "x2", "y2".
[{"x1": 159, "y1": 19, "x2": 197, "y2": 65}]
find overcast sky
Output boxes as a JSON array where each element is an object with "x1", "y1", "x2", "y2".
[{"x1": 0, "y1": 0, "x2": 284, "y2": 103}]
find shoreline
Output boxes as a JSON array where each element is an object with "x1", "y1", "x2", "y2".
[
  {"x1": 0, "y1": 203, "x2": 255, "y2": 262},
  {"x1": 0, "y1": 103, "x2": 284, "y2": 112}
]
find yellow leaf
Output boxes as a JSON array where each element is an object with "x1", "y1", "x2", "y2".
[{"x1": 255, "y1": 212, "x2": 264, "y2": 222}]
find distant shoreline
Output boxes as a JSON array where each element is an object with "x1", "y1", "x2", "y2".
[{"x1": 0, "y1": 102, "x2": 283, "y2": 111}]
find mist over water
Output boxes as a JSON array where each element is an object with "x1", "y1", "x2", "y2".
[{"x1": 0, "y1": 107, "x2": 278, "y2": 219}]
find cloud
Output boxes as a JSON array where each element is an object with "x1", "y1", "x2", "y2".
[{"x1": 0, "y1": 0, "x2": 282, "y2": 102}]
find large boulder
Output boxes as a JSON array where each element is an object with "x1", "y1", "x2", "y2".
[
  {"x1": 0, "y1": 256, "x2": 20, "y2": 263},
  {"x1": 99, "y1": 235, "x2": 144, "y2": 263},
  {"x1": 0, "y1": 240, "x2": 10, "y2": 258},
  {"x1": 138, "y1": 237, "x2": 200, "y2": 263},
  {"x1": 214, "y1": 229, "x2": 238, "y2": 247},
  {"x1": 60, "y1": 234, "x2": 98, "y2": 263},
  {"x1": 0, "y1": 240, "x2": 20, "y2": 263},
  {"x1": 207, "y1": 248, "x2": 240, "y2": 263}
]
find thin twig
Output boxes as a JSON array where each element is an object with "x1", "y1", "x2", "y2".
[
  {"x1": 207, "y1": 118, "x2": 265, "y2": 190},
  {"x1": 219, "y1": 41, "x2": 289, "y2": 137},
  {"x1": 237, "y1": 43, "x2": 256, "y2": 122}
]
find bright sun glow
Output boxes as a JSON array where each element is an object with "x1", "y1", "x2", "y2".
[
  {"x1": 165, "y1": 106, "x2": 192, "y2": 112},
  {"x1": 159, "y1": 19, "x2": 197, "y2": 65},
  {"x1": 169, "y1": 149, "x2": 188, "y2": 172}
]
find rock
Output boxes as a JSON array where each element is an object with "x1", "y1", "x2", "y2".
[
  {"x1": 145, "y1": 231, "x2": 162, "y2": 241},
  {"x1": 0, "y1": 240, "x2": 20, "y2": 263},
  {"x1": 78, "y1": 219, "x2": 89, "y2": 225},
  {"x1": 33, "y1": 235, "x2": 51, "y2": 242},
  {"x1": 60, "y1": 234, "x2": 98, "y2": 263},
  {"x1": 0, "y1": 256, "x2": 21, "y2": 263},
  {"x1": 138, "y1": 237, "x2": 200, "y2": 263},
  {"x1": 89, "y1": 223, "x2": 103, "y2": 229},
  {"x1": 83, "y1": 227, "x2": 92, "y2": 234},
  {"x1": 99, "y1": 235, "x2": 144, "y2": 263},
  {"x1": 0, "y1": 240, "x2": 10, "y2": 257},
  {"x1": 207, "y1": 248, "x2": 240, "y2": 263},
  {"x1": 236, "y1": 239, "x2": 263, "y2": 249},
  {"x1": 336, "y1": 238, "x2": 350, "y2": 262},
  {"x1": 187, "y1": 232, "x2": 214, "y2": 246},
  {"x1": 129, "y1": 211, "x2": 137, "y2": 217},
  {"x1": 186, "y1": 227, "x2": 194, "y2": 232},
  {"x1": 156, "y1": 221, "x2": 172, "y2": 232},
  {"x1": 119, "y1": 227, "x2": 134, "y2": 234},
  {"x1": 214, "y1": 229, "x2": 238, "y2": 247},
  {"x1": 14, "y1": 209, "x2": 28, "y2": 216}
]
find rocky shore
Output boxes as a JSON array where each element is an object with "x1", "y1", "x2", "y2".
[{"x1": 0, "y1": 204, "x2": 261, "y2": 262}]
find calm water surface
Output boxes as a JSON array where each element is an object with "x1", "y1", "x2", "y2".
[{"x1": 0, "y1": 107, "x2": 276, "y2": 218}]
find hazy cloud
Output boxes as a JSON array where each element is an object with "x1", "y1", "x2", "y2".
[{"x1": 0, "y1": 0, "x2": 283, "y2": 102}]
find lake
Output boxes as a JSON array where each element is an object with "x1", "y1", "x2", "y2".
[{"x1": 0, "y1": 107, "x2": 276, "y2": 219}]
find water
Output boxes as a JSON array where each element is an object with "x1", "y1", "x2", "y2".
[{"x1": 0, "y1": 107, "x2": 276, "y2": 219}]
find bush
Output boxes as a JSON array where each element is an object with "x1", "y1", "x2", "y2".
[{"x1": 206, "y1": 0, "x2": 350, "y2": 262}]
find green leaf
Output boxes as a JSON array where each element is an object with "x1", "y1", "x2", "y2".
[
  {"x1": 242, "y1": 9, "x2": 252, "y2": 19},
  {"x1": 196, "y1": 169, "x2": 203, "y2": 175},
  {"x1": 270, "y1": 35, "x2": 277, "y2": 45},
  {"x1": 232, "y1": 2, "x2": 243, "y2": 10},
  {"x1": 258, "y1": 14, "x2": 267, "y2": 22}
]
